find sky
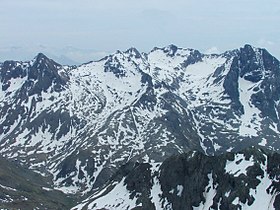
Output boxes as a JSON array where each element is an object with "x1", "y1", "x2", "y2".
[{"x1": 0, "y1": 0, "x2": 279, "y2": 64}]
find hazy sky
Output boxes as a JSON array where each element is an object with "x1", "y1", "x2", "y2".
[{"x1": 0, "y1": 0, "x2": 279, "y2": 64}]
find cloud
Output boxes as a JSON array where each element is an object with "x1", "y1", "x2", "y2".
[
  {"x1": 0, "y1": 0, "x2": 279, "y2": 60},
  {"x1": 256, "y1": 39, "x2": 280, "y2": 59},
  {"x1": 204, "y1": 47, "x2": 220, "y2": 55},
  {"x1": 257, "y1": 39, "x2": 275, "y2": 47},
  {"x1": 63, "y1": 49, "x2": 109, "y2": 64},
  {"x1": 0, "y1": 44, "x2": 112, "y2": 65}
]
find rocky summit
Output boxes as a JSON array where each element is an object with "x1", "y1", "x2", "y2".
[{"x1": 1, "y1": 44, "x2": 280, "y2": 209}]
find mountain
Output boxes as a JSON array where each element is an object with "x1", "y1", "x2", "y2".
[
  {"x1": 73, "y1": 147, "x2": 280, "y2": 210},
  {"x1": 0, "y1": 44, "x2": 280, "y2": 199},
  {"x1": 0, "y1": 157, "x2": 75, "y2": 209}
]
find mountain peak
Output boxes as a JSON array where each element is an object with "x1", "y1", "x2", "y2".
[
  {"x1": 163, "y1": 44, "x2": 178, "y2": 56},
  {"x1": 166, "y1": 44, "x2": 178, "y2": 50},
  {"x1": 26, "y1": 52, "x2": 66, "y2": 94},
  {"x1": 243, "y1": 44, "x2": 254, "y2": 50},
  {"x1": 125, "y1": 47, "x2": 142, "y2": 58},
  {"x1": 240, "y1": 44, "x2": 269, "y2": 61},
  {"x1": 36, "y1": 52, "x2": 47, "y2": 58},
  {"x1": 31, "y1": 52, "x2": 61, "y2": 70},
  {"x1": 34, "y1": 52, "x2": 50, "y2": 62}
]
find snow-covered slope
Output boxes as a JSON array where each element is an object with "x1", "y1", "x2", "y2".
[
  {"x1": 0, "y1": 44, "x2": 280, "y2": 195},
  {"x1": 73, "y1": 147, "x2": 280, "y2": 210}
]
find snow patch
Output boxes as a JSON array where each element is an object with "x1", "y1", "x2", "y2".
[
  {"x1": 238, "y1": 77, "x2": 262, "y2": 137},
  {"x1": 225, "y1": 154, "x2": 254, "y2": 177}
]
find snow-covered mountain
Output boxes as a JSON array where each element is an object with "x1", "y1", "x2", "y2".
[{"x1": 1, "y1": 44, "x2": 280, "y2": 198}]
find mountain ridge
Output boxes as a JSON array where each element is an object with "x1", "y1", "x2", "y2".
[
  {"x1": 73, "y1": 146, "x2": 280, "y2": 210},
  {"x1": 1, "y1": 44, "x2": 280, "y2": 198}
]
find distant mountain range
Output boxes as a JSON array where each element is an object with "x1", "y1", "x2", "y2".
[
  {"x1": 0, "y1": 46, "x2": 108, "y2": 65},
  {"x1": 1, "y1": 44, "x2": 280, "y2": 209}
]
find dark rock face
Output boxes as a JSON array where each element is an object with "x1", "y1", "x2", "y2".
[
  {"x1": 181, "y1": 49, "x2": 203, "y2": 67},
  {"x1": 81, "y1": 147, "x2": 280, "y2": 210},
  {"x1": 0, "y1": 61, "x2": 27, "y2": 91},
  {"x1": 28, "y1": 53, "x2": 67, "y2": 94},
  {"x1": 159, "y1": 149, "x2": 266, "y2": 210},
  {"x1": 163, "y1": 44, "x2": 178, "y2": 57},
  {"x1": 104, "y1": 54, "x2": 127, "y2": 78},
  {"x1": 223, "y1": 57, "x2": 243, "y2": 114},
  {"x1": 125, "y1": 163, "x2": 155, "y2": 210},
  {"x1": 239, "y1": 44, "x2": 262, "y2": 81},
  {"x1": 223, "y1": 45, "x2": 280, "y2": 122},
  {"x1": 56, "y1": 149, "x2": 95, "y2": 190},
  {"x1": 0, "y1": 53, "x2": 71, "y2": 148},
  {"x1": 250, "y1": 50, "x2": 280, "y2": 122},
  {"x1": 0, "y1": 53, "x2": 67, "y2": 95},
  {"x1": 222, "y1": 45, "x2": 280, "y2": 118},
  {"x1": 125, "y1": 48, "x2": 142, "y2": 59}
]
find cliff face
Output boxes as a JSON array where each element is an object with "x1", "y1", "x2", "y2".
[{"x1": 75, "y1": 147, "x2": 280, "y2": 210}]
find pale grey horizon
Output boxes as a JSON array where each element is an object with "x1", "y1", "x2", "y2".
[{"x1": 0, "y1": 0, "x2": 279, "y2": 64}]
